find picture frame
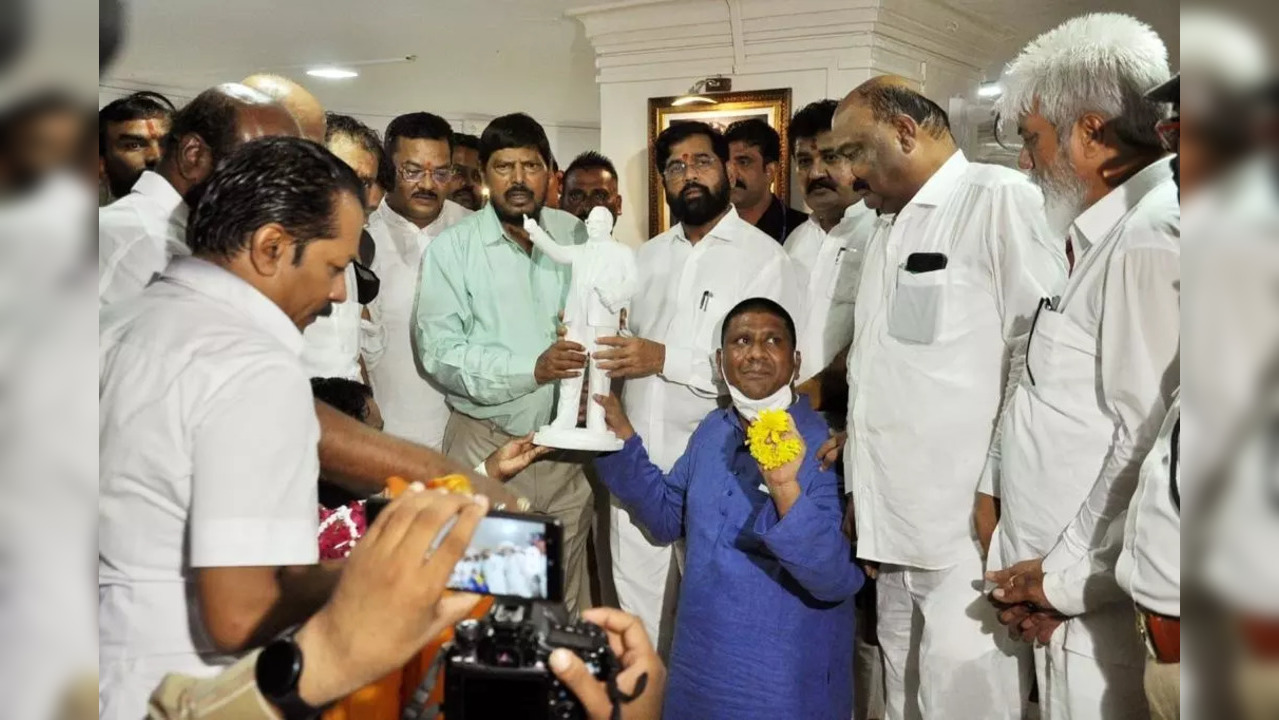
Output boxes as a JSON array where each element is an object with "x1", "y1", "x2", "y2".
[{"x1": 646, "y1": 88, "x2": 793, "y2": 238}]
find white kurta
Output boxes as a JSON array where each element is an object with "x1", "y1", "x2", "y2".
[
  {"x1": 991, "y1": 159, "x2": 1179, "y2": 718},
  {"x1": 300, "y1": 263, "x2": 380, "y2": 381},
  {"x1": 98, "y1": 170, "x2": 190, "y2": 306},
  {"x1": 99, "y1": 257, "x2": 321, "y2": 720},
  {"x1": 846, "y1": 150, "x2": 1065, "y2": 569},
  {"x1": 1116, "y1": 395, "x2": 1180, "y2": 617},
  {"x1": 783, "y1": 201, "x2": 878, "y2": 382},
  {"x1": 365, "y1": 198, "x2": 473, "y2": 448}
]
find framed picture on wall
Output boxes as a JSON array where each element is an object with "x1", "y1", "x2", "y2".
[{"x1": 647, "y1": 88, "x2": 792, "y2": 238}]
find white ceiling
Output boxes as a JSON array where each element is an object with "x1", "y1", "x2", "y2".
[
  {"x1": 964, "y1": 0, "x2": 1179, "y2": 77},
  {"x1": 102, "y1": 0, "x2": 1179, "y2": 127},
  {"x1": 104, "y1": 0, "x2": 602, "y2": 127}
]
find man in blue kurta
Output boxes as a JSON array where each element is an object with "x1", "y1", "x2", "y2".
[{"x1": 593, "y1": 297, "x2": 864, "y2": 720}]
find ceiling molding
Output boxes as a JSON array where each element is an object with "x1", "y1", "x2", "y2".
[{"x1": 568, "y1": 0, "x2": 1014, "y2": 83}]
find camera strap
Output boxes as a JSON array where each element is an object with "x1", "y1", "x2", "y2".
[
  {"x1": 401, "y1": 644, "x2": 450, "y2": 720},
  {"x1": 607, "y1": 671, "x2": 649, "y2": 720}
]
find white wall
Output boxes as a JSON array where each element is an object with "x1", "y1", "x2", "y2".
[{"x1": 98, "y1": 85, "x2": 601, "y2": 169}]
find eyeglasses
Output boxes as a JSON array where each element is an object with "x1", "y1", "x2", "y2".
[
  {"x1": 663, "y1": 155, "x2": 718, "y2": 180},
  {"x1": 399, "y1": 164, "x2": 456, "y2": 186},
  {"x1": 1155, "y1": 117, "x2": 1180, "y2": 154}
]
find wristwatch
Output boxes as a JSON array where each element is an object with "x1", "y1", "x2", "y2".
[{"x1": 255, "y1": 629, "x2": 324, "y2": 720}]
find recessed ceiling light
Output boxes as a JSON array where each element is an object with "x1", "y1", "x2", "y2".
[
  {"x1": 978, "y1": 82, "x2": 1002, "y2": 98},
  {"x1": 306, "y1": 67, "x2": 358, "y2": 79}
]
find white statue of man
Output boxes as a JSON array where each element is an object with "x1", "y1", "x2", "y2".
[{"x1": 523, "y1": 207, "x2": 637, "y2": 448}]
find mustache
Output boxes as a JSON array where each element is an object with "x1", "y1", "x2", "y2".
[
  {"x1": 734, "y1": 178, "x2": 748, "y2": 190},
  {"x1": 681, "y1": 182, "x2": 712, "y2": 199},
  {"x1": 315, "y1": 302, "x2": 334, "y2": 318},
  {"x1": 505, "y1": 184, "x2": 534, "y2": 200},
  {"x1": 852, "y1": 178, "x2": 871, "y2": 193},
  {"x1": 412, "y1": 189, "x2": 439, "y2": 200},
  {"x1": 806, "y1": 178, "x2": 838, "y2": 194}
]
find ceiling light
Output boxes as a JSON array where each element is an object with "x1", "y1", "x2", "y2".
[
  {"x1": 674, "y1": 76, "x2": 732, "y2": 106},
  {"x1": 306, "y1": 67, "x2": 359, "y2": 79},
  {"x1": 978, "y1": 82, "x2": 1002, "y2": 98}
]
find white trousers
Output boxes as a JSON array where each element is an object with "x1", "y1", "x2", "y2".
[
  {"x1": 854, "y1": 599, "x2": 886, "y2": 720},
  {"x1": 876, "y1": 546, "x2": 1030, "y2": 720},
  {"x1": 1033, "y1": 622, "x2": 1148, "y2": 720},
  {"x1": 609, "y1": 500, "x2": 679, "y2": 650}
]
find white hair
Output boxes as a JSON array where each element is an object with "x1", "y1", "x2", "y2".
[{"x1": 997, "y1": 13, "x2": 1170, "y2": 148}]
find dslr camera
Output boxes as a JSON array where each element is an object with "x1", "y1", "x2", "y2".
[{"x1": 404, "y1": 600, "x2": 618, "y2": 720}]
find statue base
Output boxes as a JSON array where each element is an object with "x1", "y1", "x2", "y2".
[{"x1": 532, "y1": 425, "x2": 624, "y2": 453}]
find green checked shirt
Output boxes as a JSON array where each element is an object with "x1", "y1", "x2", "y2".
[{"x1": 413, "y1": 204, "x2": 587, "y2": 436}]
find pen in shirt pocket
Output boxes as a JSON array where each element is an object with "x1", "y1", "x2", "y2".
[{"x1": 699, "y1": 290, "x2": 713, "y2": 311}]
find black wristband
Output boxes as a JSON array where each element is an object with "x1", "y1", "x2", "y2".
[{"x1": 254, "y1": 629, "x2": 325, "y2": 720}]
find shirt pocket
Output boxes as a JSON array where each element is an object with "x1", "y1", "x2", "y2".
[
  {"x1": 828, "y1": 246, "x2": 866, "y2": 302},
  {"x1": 1025, "y1": 304, "x2": 1094, "y2": 388},
  {"x1": 888, "y1": 266, "x2": 947, "y2": 344}
]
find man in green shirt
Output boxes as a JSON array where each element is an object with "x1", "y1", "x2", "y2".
[{"x1": 414, "y1": 113, "x2": 594, "y2": 613}]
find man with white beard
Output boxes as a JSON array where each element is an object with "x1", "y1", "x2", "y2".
[{"x1": 981, "y1": 13, "x2": 1179, "y2": 719}]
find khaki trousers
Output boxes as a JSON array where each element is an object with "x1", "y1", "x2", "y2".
[
  {"x1": 1143, "y1": 659, "x2": 1180, "y2": 720},
  {"x1": 443, "y1": 411, "x2": 594, "y2": 615},
  {"x1": 1237, "y1": 657, "x2": 1279, "y2": 720}
]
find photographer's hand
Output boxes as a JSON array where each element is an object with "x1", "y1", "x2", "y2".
[
  {"x1": 294, "y1": 484, "x2": 488, "y2": 707},
  {"x1": 549, "y1": 608, "x2": 666, "y2": 720}
]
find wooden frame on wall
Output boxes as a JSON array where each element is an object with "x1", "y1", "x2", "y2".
[{"x1": 646, "y1": 88, "x2": 793, "y2": 238}]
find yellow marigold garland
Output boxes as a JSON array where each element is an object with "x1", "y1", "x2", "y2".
[{"x1": 746, "y1": 409, "x2": 802, "y2": 470}]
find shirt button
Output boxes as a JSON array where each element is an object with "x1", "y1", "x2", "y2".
[{"x1": 726, "y1": 490, "x2": 733, "y2": 496}]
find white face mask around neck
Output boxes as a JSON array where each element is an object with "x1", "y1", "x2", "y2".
[{"x1": 726, "y1": 372, "x2": 796, "y2": 423}]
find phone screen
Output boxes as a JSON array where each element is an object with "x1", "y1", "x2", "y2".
[
  {"x1": 443, "y1": 511, "x2": 562, "y2": 601},
  {"x1": 366, "y1": 499, "x2": 564, "y2": 602}
]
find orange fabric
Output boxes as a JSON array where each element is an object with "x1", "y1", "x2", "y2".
[{"x1": 322, "y1": 477, "x2": 491, "y2": 720}]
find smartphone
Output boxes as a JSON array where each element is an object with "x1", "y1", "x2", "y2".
[
  {"x1": 904, "y1": 252, "x2": 948, "y2": 273},
  {"x1": 365, "y1": 501, "x2": 564, "y2": 602}
]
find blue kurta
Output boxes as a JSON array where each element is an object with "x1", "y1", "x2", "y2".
[{"x1": 595, "y1": 397, "x2": 863, "y2": 720}]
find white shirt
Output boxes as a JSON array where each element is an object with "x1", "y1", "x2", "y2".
[
  {"x1": 1116, "y1": 395, "x2": 1180, "y2": 617},
  {"x1": 992, "y1": 159, "x2": 1179, "y2": 662},
  {"x1": 99, "y1": 257, "x2": 321, "y2": 720},
  {"x1": 483, "y1": 555, "x2": 509, "y2": 595},
  {"x1": 783, "y1": 201, "x2": 878, "y2": 382},
  {"x1": 366, "y1": 198, "x2": 473, "y2": 448},
  {"x1": 846, "y1": 150, "x2": 1064, "y2": 569},
  {"x1": 98, "y1": 170, "x2": 190, "y2": 306},
  {"x1": 0, "y1": 174, "x2": 97, "y2": 720},
  {"x1": 1189, "y1": 159, "x2": 1279, "y2": 615},
  {"x1": 300, "y1": 263, "x2": 376, "y2": 381},
  {"x1": 624, "y1": 206, "x2": 802, "y2": 472}
]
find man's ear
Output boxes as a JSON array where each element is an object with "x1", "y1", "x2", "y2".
[
  {"x1": 176, "y1": 133, "x2": 212, "y2": 184},
  {"x1": 613, "y1": 195, "x2": 623, "y2": 218},
  {"x1": 247, "y1": 223, "x2": 292, "y2": 278},
  {"x1": 715, "y1": 348, "x2": 724, "y2": 380},
  {"x1": 1076, "y1": 113, "x2": 1108, "y2": 154},
  {"x1": 765, "y1": 160, "x2": 780, "y2": 184},
  {"x1": 792, "y1": 350, "x2": 802, "y2": 383},
  {"x1": 893, "y1": 115, "x2": 920, "y2": 154}
]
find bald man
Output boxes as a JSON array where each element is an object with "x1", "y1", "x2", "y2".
[
  {"x1": 99, "y1": 83, "x2": 300, "y2": 305},
  {"x1": 822, "y1": 76, "x2": 1065, "y2": 719},
  {"x1": 242, "y1": 73, "x2": 326, "y2": 143}
]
